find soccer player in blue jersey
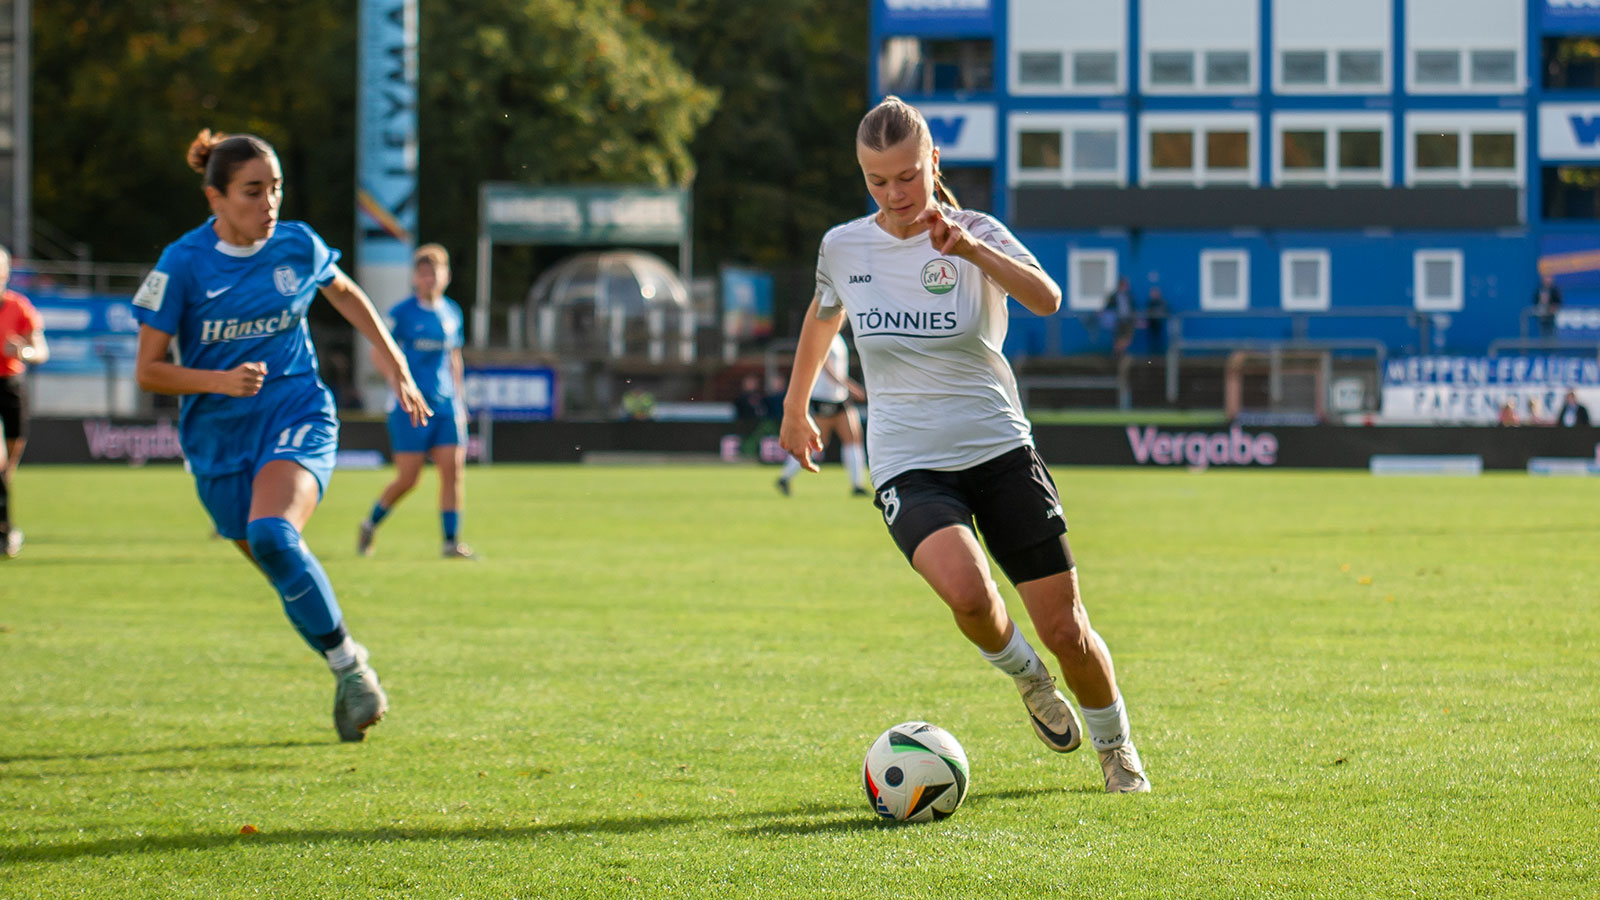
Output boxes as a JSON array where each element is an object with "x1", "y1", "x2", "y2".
[
  {"x1": 357, "y1": 243, "x2": 475, "y2": 559},
  {"x1": 132, "y1": 129, "x2": 431, "y2": 742}
]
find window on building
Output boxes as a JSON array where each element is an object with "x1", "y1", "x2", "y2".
[
  {"x1": 1339, "y1": 130, "x2": 1383, "y2": 173},
  {"x1": 1413, "y1": 250, "x2": 1463, "y2": 311},
  {"x1": 1337, "y1": 50, "x2": 1384, "y2": 86},
  {"x1": 1470, "y1": 49, "x2": 1517, "y2": 86},
  {"x1": 1205, "y1": 51, "x2": 1251, "y2": 86},
  {"x1": 1206, "y1": 131, "x2": 1250, "y2": 171},
  {"x1": 1202, "y1": 250, "x2": 1250, "y2": 310},
  {"x1": 1281, "y1": 250, "x2": 1330, "y2": 311},
  {"x1": 939, "y1": 166, "x2": 993, "y2": 211},
  {"x1": 1018, "y1": 52, "x2": 1064, "y2": 87},
  {"x1": 1543, "y1": 166, "x2": 1600, "y2": 219},
  {"x1": 1009, "y1": 113, "x2": 1127, "y2": 186},
  {"x1": 1150, "y1": 131, "x2": 1194, "y2": 170},
  {"x1": 1070, "y1": 249, "x2": 1118, "y2": 311},
  {"x1": 1074, "y1": 51, "x2": 1119, "y2": 87},
  {"x1": 1019, "y1": 131, "x2": 1063, "y2": 171},
  {"x1": 879, "y1": 37, "x2": 994, "y2": 94},
  {"x1": 1414, "y1": 50, "x2": 1462, "y2": 85},
  {"x1": 1282, "y1": 51, "x2": 1327, "y2": 86},
  {"x1": 1544, "y1": 36, "x2": 1600, "y2": 89},
  {"x1": 1150, "y1": 52, "x2": 1195, "y2": 86},
  {"x1": 1283, "y1": 131, "x2": 1327, "y2": 170},
  {"x1": 1408, "y1": 115, "x2": 1521, "y2": 185}
]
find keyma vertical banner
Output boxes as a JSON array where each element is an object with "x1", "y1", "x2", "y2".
[{"x1": 356, "y1": 0, "x2": 418, "y2": 410}]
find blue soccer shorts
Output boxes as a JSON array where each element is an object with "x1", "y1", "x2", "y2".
[{"x1": 386, "y1": 401, "x2": 464, "y2": 454}]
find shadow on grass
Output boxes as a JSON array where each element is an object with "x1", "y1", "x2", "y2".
[
  {"x1": 0, "y1": 739, "x2": 328, "y2": 765},
  {"x1": 1, "y1": 787, "x2": 1091, "y2": 862}
]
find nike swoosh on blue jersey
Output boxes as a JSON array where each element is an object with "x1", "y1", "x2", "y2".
[{"x1": 206, "y1": 285, "x2": 235, "y2": 298}]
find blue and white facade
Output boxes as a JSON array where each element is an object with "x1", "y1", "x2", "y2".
[{"x1": 871, "y1": 0, "x2": 1600, "y2": 355}]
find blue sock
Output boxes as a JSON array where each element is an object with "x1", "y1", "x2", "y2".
[
  {"x1": 442, "y1": 510, "x2": 460, "y2": 542},
  {"x1": 367, "y1": 501, "x2": 390, "y2": 527},
  {"x1": 246, "y1": 517, "x2": 348, "y2": 652}
]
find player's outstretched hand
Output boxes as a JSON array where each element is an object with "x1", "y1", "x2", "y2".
[
  {"x1": 914, "y1": 207, "x2": 976, "y2": 258},
  {"x1": 779, "y1": 409, "x2": 824, "y2": 473},
  {"x1": 395, "y1": 377, "x2": 433, "y2": 427},
  {"x1": 220, "y1": 361, "x2": 267, "y2": 397}
]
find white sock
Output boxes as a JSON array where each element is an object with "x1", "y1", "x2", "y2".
[
  {"x1": 324, "y1": 636, "x2": 358, "y2": 672},
  {"x1": 779, "y1": 456, "x2": 802, "y2": 480},
  {"x1": 979, "y1": 624, "x2": 1044, "y2": 680},
  {"x1": 842, "y1": 444, "x2": 867, "y2": 489},
  {"x1": 1081, "y1": 695, "x2": 1130, "y2": 750}
]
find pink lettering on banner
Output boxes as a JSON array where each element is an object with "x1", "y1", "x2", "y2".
[
  {"x1": 1126, "y1": 425, "x2": 1278, "y2": 470},
  {"x1": 82, "y1": 419, "x2": 184, "y2": 466}
]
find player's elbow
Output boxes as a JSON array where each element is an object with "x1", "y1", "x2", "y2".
[{"x1": 1030, "y1": 283, "x2": 1063, "y2": 316}]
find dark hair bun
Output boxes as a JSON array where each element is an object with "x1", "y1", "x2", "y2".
[{"x1": 186, "y1": 128, "x2": 228, "y2": 174}]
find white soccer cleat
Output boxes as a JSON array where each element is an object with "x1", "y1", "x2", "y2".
[
  {"x1": 332, "y1": 643, "x2": 388, "y2": 742},
  {"x1": 441, "y1": 540, "x2": 478, "y2": 560},
  {"x1": 1098, "y1": 742, "x2": 1151, "y2": 793},
  {"x1": 1015, "y1": 671, "x2": 1083, "y2": 753}
]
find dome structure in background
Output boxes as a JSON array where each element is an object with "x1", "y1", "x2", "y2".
[{"x1": 524, "y1": 250, "x2": 690, "y2": 355}]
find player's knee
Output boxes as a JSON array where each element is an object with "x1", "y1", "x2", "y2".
[
  {"x1": 941, "y1": 577, "x2": 1000, "y2": 621},
  {"x1": 1035, "y1": 614, "x2": 1091, "y2": 660},
  {"x1": 245, "y1": 517, "x2": 302, "y2": 573}
]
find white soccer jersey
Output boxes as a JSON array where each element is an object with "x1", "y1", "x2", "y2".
[
  {"x1": 815, "y1": 208, "x2": 1039, "y2": 485},
  {"x1": 812, "y1": 333, "x2": 851, "y2": 403}
]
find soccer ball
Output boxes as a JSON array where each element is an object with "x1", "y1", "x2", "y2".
[{"x1": 861, "y1": 721, "x2": 970, "y2": 822}]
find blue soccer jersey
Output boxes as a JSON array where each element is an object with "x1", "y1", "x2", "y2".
[
  {"x1": 386, "y1": 295, "x2": 463, "y2": 405},
  {"x1": 132, "y1": 218, "x2": 342, "y2": 477}
]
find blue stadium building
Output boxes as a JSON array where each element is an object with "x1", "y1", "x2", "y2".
[{"x1": 870, "y1": 0, "x2": 1600, "y2": 361}]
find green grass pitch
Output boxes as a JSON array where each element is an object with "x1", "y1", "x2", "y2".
[{"x1": 2, "y1": 463, "x2": 1596, "y2": 898}]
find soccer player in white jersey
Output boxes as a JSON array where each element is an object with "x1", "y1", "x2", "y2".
[
  {"x1": 775, "y1": 331, "x2": 869, "y2": 497},
  {"x1": 779, "y1": 97, "x2": 1150, "y2": 793}
]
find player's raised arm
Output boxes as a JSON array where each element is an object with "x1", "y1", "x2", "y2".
[
  {"x1": 778, "y1": 293, "x2": 844, "y2": 473},
  {"x1": 319, "y1": 266, "x2": 432, "y2": 426}
]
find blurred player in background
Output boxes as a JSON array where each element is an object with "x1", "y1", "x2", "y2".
[
  {"x1": 775, "y1": 330, "x2": 868, "y2": 497},
  {"x1": 0, "y1": 245, "x2": 48, "y2": 559},
  {"x1": 357, "y1": 243, "x2": 475, "y2": 559},
  {"x1": 781, "y1": 96, "x2": 1149, "y2": 793},
  {"x1": 132, "y1": 129, "x2": 430, "y2": 741}
]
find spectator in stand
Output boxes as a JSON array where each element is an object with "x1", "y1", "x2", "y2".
[
  {"x1": 1526, "y1": 396, "x2": 1548, "y2": 426},
  {"x1": 1103, "y1": 276, "x2": 1136, "y2": 361},
  {"x1": 1497, "y1": 398, "x2": 1520, "y2": 427},
  {"x1": 732, "y1": 373, "x2": 767, "y2": 422},
  {"x1": 1532, "y1": 273, "x2": 1562, "y2": 340},
  {"x1": 0, "y1": 244, "x2": 49, "y2": 559},
  {"x1": 1144, "y1": 285, "x2": 1168, "y2": 356},
  {"x1": 1557, "y1": 389, "x2": 1591, "y2": 427}
]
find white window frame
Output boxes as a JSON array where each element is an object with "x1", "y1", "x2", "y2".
[
  {"x1": 1201, "y1": 249, "x2": 1251, "y2": 311},
  {"x1": 1009, "y1": 113, "x2": 1128, "y2": 187},
  {"x1": 1404, "y1": 112, "x2": 1522, "y2": 187},
  {"x1": 1407, "y1": 47, "x2": 1523, "y2": 94},
  {"x1": 1272, "y1": 112, "x2": 1390, "y2": 186},
  {"x1": 1276, "y1": 47, "x2": 1389, "y2": 93},
  {"x1": 1143, "y1": 48, "x2": 1257, "y2": 94},
  {"x1": 1140, "y1": 112, "x2": 1258, "y2": 186},
  {"x1": 1413, "y1": 250, "x2": 1464, "y2": 312},
  {"x1": 1010, "y1": 0, "x2": 1127, "y2": 95},
  {"x1": 1280, "y1": 249, "x2": 1331, "y2": 311},
  {"x1": 1069, "y1": 249, "x2": 1119, "y2": 312}
]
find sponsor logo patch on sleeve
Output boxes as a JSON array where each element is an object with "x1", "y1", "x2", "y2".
[{"x1": 133, "y1": 271, "x2": 169, "y2": 311}]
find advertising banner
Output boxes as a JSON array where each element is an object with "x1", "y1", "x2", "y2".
[
  {"x1": 912, "y1": 103, "x2": 996, "y2": 162},
  {"x1": 720, "y1": 266, "x2": 773, "y2": 340},
  {"x1": 1538, "y1": 102, "x2": 1600, "y2": 160},
  {"x1": 1380, "y1": 356, "x2": 1600, "y2": 423},
  {"x1": 877, "y1": 0, "x2": 993, "y2": 34},
  {"x1": 31, "y1": 294, "x2": 139, "y2": 375},
  {"x1": 1543, "y1": 0, "x2": 1600, "y2": 33},
  {"x1": 483, "y1": 185, "x2": 689, "y2": 246},
  {"x1": 462, "y1": 365, "x2": 558, "y2": 420}
]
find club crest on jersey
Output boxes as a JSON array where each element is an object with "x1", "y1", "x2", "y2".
[
  {"x1": 921, "y1": 259, "x2": 957, "y2": 295},
  {"x1": 273, "y1": 266, "x2": 303, "y2": 297}
]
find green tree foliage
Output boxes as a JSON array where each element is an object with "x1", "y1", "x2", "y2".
[
  {"x1": 32, "y1": 1, "x2": 356, "y2": 262},
  {"x1": 416, "y1": 0, "x2": 717, "y2": 308}
]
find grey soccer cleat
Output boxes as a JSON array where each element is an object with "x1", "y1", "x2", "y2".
[
  {"x1": 332, "y1": 643, "x2": 388, "y2": 742},
  {"x1": 1098, "y1": 742, "x2": 1151, "y2": 793},
  {"x1": 441, "y1": 540, "x2": 477, "y2": 560},
  {"x1": 357, "y1": 521, "x2": 375, "y2": 557},
  {"x1": 1016, "y1": 671, "x2": 1084, "y2": 753}
]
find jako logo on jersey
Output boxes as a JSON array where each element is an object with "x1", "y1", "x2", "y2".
[
  {"x1": 273, "y1": 266, "x2": 303, "y2": 297},
  {"x1": 849, "y1": 274, "x2": 872, "y2": 284},
  {"x1": 199, "y1": 309, "x2": 298, "y2": 343},
  {"x1": 921, "y1": 259, "x2": 958, "y2": 294}
]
